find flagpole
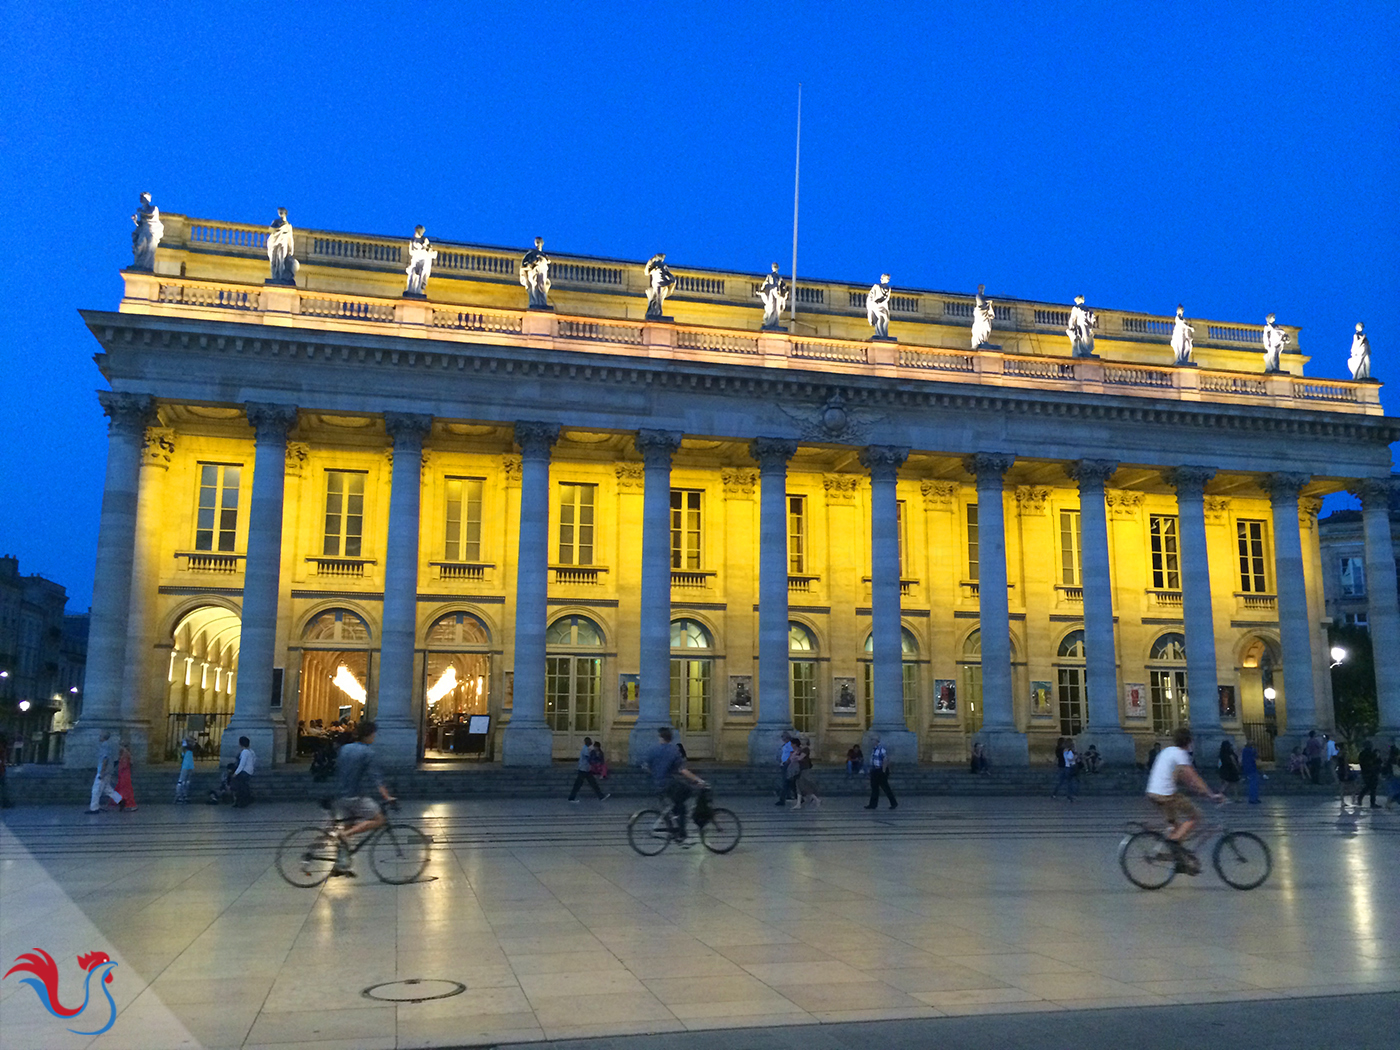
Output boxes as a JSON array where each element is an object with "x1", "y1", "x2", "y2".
[{"x1": 790, "y1": 83, "x2": 801, "y2": 323}]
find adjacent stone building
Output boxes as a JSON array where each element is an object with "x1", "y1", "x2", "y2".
[
  {"x1": 0, "y1": 556, "x2": 87, "y2": 763},
  {"x1": 67, "y1": 209, "x2": 1400, "y2": 769}
]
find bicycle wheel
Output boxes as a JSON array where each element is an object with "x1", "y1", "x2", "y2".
[
  {"x1": 370, "y1": 824, "x2": 432, "y2": 884},
  {"x1": 627, "y1": 809, "x2": 672, "y2": 856},
  {"x1": 276, "y1": 826, "x2": 339, "y2": 887},
  {"x1": 1213, "y1": 831, "x2": 1271, "y2": 890},
  {"x1": 700, "y1": 808, "x2": 742, "y2": 854},
  {"x1": 1118, "y1": 830, "x2": 1177, "y2": 890}
]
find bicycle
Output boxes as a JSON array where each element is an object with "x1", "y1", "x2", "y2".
[
  {"x1": 627, "y1": 785, "x2": 742, "y2": 856},
  {"x1": 276, "y1": 799, "x2": 432, "y2": 886},
  {"x1": 1118, "y1": 805, "x2": 1271, "y2": 891}
]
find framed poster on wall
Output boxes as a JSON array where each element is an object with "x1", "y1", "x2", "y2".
[
  {"x1": 1124, "y1": 682, "x2": 1147, "y2": 719},
  {"x1": 833, "y1": 677, "x2": 857, "y2": 714},
  {"x1": 618, "y1": 674, "x2": 640, "y2": 714},
  {"x1": 1031, "y1": 681, "x2": 1053, "y2": 718},
  {"x1": 728, "y1": 675, "x2": 754, "y2": 713},
  {"x1": 934, "y1": 680, "x2": 957, "y2": 714}
]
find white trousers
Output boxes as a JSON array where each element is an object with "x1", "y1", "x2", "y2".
[{"x1": 89, "y1": 773, "x2": 122, "y2": 811}]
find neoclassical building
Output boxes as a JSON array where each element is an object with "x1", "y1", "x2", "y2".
[{"x1": 66, "y1": 207, "x2": 1400, "y2": 769}]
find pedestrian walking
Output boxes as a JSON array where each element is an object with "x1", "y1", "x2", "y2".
[
  {"x1": 567, "y1": 736, "x2": 609, "y2": 802},
  {"x1": 1241, "y1": 737, "x2": 1262, "y2": 804},
  {"x1": 175, "y1": 739, "x2": 195, "y2": 803},
  {"x1": 0, "y1": 734, "x2": 10, "y2": 808},
  {"x1": 1383, "y1": 739, "x2": 1400, "y2": 809},
  {"x1": 115, "y1": 741, "x2": 138, "y2": 811},
  {"x1": 1052, "y1": 738, "x2": 1079, "y2": 801},
  {"x1": 1217, "y1": 738, "x2": 1241, "y2": 801},
  {"x1": 775, "y1": 732, "x2": 797, "y2": 805},
  {"x1": 1354, "y1": 740, "x2": 1382, "y2": 809},
  {"x1": 87, "y1": 731, "x2": 124, "y2": 813},
  {"x1": 589, "y1": 739, "x2": 609, "y2": 780},
  {"x1": 1303, "y1": 731, "x2": 1323, "y2": 784},
  {"x1": 1323, "y1": 733, "x2": 1339, "y2": 784},
  {"x1": 232, "y1": 736, "x2": 255, "y2": 808},
  {"x1": 864, "y1": 735, "x2": 897, "y2": 809},
  {"x1": 794, "y1": 736, "x2": 821, "y2": 807}
]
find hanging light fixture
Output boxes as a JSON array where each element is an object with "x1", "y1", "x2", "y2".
[{"x1": 333, "y1": 664, "x2": 366, "y2": 702}]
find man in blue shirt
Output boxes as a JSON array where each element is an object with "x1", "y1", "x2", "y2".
[
  {"x1": 331, "y1": 720, "x2": 395, "y2": 876},
  {"x1": 865, "y1": 735, "x2": 898, "y2": 810},
  {"x1": 568, "y1": 735, "x2": 610, "y2": 803},
  {"x1": 643, "y1": 727, "x2": 705, "y2": 842},
  {"x1": 1241, "y1": 738, "x2": 1261, "y2": 804},
  {"x1": 775, "y1": 732, "x2": 796, "y2": 805}
]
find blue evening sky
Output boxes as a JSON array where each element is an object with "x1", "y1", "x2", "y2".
[{"x1": 1, "y1": 2, "x2": 1396, "y2": 608}]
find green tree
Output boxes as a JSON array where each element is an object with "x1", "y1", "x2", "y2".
[{"x1": 1329, "y1": 624, "x2": 1377, "y2": 744}]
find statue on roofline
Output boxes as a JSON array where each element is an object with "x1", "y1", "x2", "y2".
[
  {"x1": 130, "y1": 192, "x2": 163, "y2": 271},
  {"x1": 644, "y1": 253, "x2": 676, "y2": 319},
  {"x1": 1067, "y1": 295, "x2": 1096, "y2": 357},
  {"x1": 404, "y1": 225, "x2": 437, "y2": 297},
  {"x1": 267, "y1": 207, "x2": 299, "y2": 284},
  {"x1": 1261, "y1": 313, "x2": 1290, "y2": 373},
  {"x1": 866, "y1": 273, "x2": 892, "y2": 339},
  {"x1": 756, "y1": 262, "x2": 789, "y2": 328},
  {"x1": 1349, "y1": 322, "x2": 1371, "y2": 380},
  {"x1": 971, "y1": 284, "x2": 994, "y2": 349},
  {"x1": 1170, "y1": 303, "x2": 1194, "y2": 365},
  {"x1": 520, "y1": 237, "x2": 551, "y2": 308}
]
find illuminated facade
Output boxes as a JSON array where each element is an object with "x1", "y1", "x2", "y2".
[{"x1": 67, "y1": 211, "x2": 1400, "y2": 768}]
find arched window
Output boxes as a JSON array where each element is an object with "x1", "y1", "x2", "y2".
[
  {"x1": 1148, "y1": 632, "x2": 1189, "y2": 735},
  {"x1": 1055, "y1": 629, "x2": 1086, "y2": 737},
  {"x1": 422, "y1": 611, "x2": 491, "y2": 758},
  {"x1": 303, "y1": 608, "x2": 371, "y2": 643},
  {"x1": 299, "y1": 609, "x2": 374, "y2": 730},
  {"x1": 545, "y1": 615, "x2": 603, "y2": 737},
  {"x1": 862, "y1": 628, "x2": 920, "y2": 729},
  {"x1": 789, "y1": 622, "x2": 817, "y2": 733},
  {"x1": 426, "y1": 611, "x2": 490, "y2": 648},
  {"x1": 670, "y1": 619, "x2": 714, "y2": 732}
]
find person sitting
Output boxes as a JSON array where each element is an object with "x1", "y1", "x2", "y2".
[
  {"x1": 846, "y1": 744, "x2": 864, "y2": 776},
  {"x1": 969, "y1": 742, "x2": 991, "y2": 775},
  {"x1": 1084, "y1": 744, "x2": 1102, "y2": 774},
  {"x1": 1288, "y1": 746, "x2": 1307, "y2": 781}
]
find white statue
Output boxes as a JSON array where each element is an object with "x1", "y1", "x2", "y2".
[
  {"x1": 1261, "y1": 313, "x2": 1290, "y2": 372},
  {"x1": 866, "y1": 273, "x2": 892, "y2": 339},
  {"x1": 1170, "y1": 303, "x2": 1194, "y2": 365},
  {"x1": 404, "y1": 225, "x2": 437, "y2": 296},
  {"x1": 1349, "y1": 322, "x2": 1372, "y2": 380},
  {"x1": 267, "y1": 208, "x2": 299, "y2": 284},
  {"x1": 520, "y1": 237, "x2": 551, "y2": 308},
  {"x1": 756, "y1": 262, "x2": 790, "y2": 327},
  {"x1": 644, "y1": 253, "x2": 676, "y2": 319},
  {"x1": 1066, "y1": 295, "x2": 1096, "y2": 357},
  {"x1": 971, "y1": 284, "x2": 995, "y2": 348},
  {"x1": 130, "y1": 192, "x2": 163, "y2": 271}
]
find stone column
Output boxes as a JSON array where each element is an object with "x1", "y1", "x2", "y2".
[
  {"x1": 502, "y1": 421, "x2": 560, "y2": 766},
  {"x1": 66, "y1": 392, "x2": 156, "y2": 768},
  {"x1": 1165, "y1": 467, "x2": 1225, "y2": 760},
  {"x1": 1268, "y1": 472, "x2": 1318, "y2": 753},
  {"x1": 222, "y1": 402, "x2": 298, "y2": 763},
  {"x1": 629, "y1": 429, "x2": 682, "y2": 761},
  {"x1": 375, "y1": 412, "x2": 433, "y2": 765},
  {"x1": 861, "y1": 445, "x2": 918, "y2": 763},
  {"x1": 965, "y1": 453, "x2": 1028, "y2": 765},
  {"x1": 1355, "y1": 478, "x2": 1400, "y2": 736},
  {"x1": 120, "y1": 426, "x2": 175, "y2": 762},
  {"x1": 1067, "y1": 460, "x2": 1135, "y2": 765},
  {"x1": 748, "y1": 437, "x2": 799, "y2": 764}
]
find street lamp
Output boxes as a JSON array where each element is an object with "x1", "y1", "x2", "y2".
[
  {"x1": 1330, "y1": 646, "x2": 1347, "y2": 668},
  {"x1": 1263, "y1": 686, "x2": 1277, "y2": 701},
  {"x1": 17, "y1": 700, "x2": 30, "y2": 712}
]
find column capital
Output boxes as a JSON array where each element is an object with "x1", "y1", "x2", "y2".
[
  {"x1": 859, "y1": 445, "x2": 911, "y2": 480},
  {"x1": 823, "y1": 473, "x2": 860, "y2": 504},
  {"x1": 721, "y1": 467, "x2": 759, "y2": 498},
  {"x1": 285, "y1": 441, "x2": 310, "y2": 477},
  {"x1": 615, "y1": 462, "x2": 645, "y2": 489},
  {"x1": 245, "y1": 402, "x2": 298, "y2": 443},
  {"x1": 1351, "y1": 476, "x2": 1397, "y2": 509},
  {"x1": 1163, "y1": 465, "x2": 1216, "y2": 498},
  {"x1": 635, "y1": 428, "x2": 683, "y2": 467},
  {"x1": 513, "y1": 421, "x2": 560, "y2": 458},
  {"x1": 963, "y1": 452, "x2": 1015, "y2": 482},
  {"x1": 750, "y1": 437, "x2": 799, "y2": 471},
  {"x1": 1265, "y1": 471, "x2": 1311, "y2": 505},
  {"x1": 97, "y1": 390, "x2": 156, "y2": 436},
  {"x1": 921, "y1": 479, "x2": 957, "y2": 508},
  {"x1": 141, "y1": 426, "x2": 175, "y2": 470},
  {"x1": 384, "y1": 411, "x2": 433, "y2": 450},
  {"x1": 1067, "y1": 458, "x2": 1119, "y2": 489}
]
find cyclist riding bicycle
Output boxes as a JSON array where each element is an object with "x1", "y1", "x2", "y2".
[
  {"x1": 642, "y1": 726, "x2": 706, "y2": 846},
  {"x1": 330, "y1": 720, "x2": 395, "y2": 877},
  {"x1": 1145, "y1": 726, "x2": 1224, "y2": 874}
]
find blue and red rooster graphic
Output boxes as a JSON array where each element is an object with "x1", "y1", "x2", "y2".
[{"x1": 4, "y1": 948, "x2": 119, "y2": 1035}]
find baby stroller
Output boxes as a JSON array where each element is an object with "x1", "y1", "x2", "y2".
[{"x1": 207, "y1": 761, "x2": 237, "y2": 804}]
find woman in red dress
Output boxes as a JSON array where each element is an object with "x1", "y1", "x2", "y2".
[{"x1": 115, "y1": 742, "x2": 137, "y2": 811}]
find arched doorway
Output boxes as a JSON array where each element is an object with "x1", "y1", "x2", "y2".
[
  {"x1": 422, "y1": 611, "x2": 492, "y2": 759},
  {"x1": 298, "y1": 609, "x2": 375, "y2": 730},
  {"x1": 1147, "y1": 632, "x2": 1189, "y2": 736},
  {"x1": 861, "y1": 628, "x2": 920, "y2": 729},
  {"x1": 670, "y1": 619, "x2": 714, "y2": 749},
  {"x1": 1055, "y1": 629, "x2": 1087, "y2": 737},
  {"x1": 545, "y1": 614, "x2": 603, "y2": 755},
  {"x1": 165, "y1": 605, "x2": 241, "y2": 759},
  {"x1": 789, "y1": 622, "x2": 818, "y2": 735},
  {"x1": 1239, "y1": 635, "x2": 1282, "y2": 760}
]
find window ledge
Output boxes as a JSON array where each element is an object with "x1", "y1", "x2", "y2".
[
  {"x1": 307, "y1": 557, "x2": 376, "y2": 579},
  {"x1": 176, "y1": 551, "x2": 245, "y2": 574}
]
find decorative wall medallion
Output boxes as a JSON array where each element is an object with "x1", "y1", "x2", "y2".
[
  {"x1": 721, "y1": 468, "x2": 758, "y2": 497},
  {"x1": 502, "y1": 454, "x2": 522, "y2": 487},
  {"x1": 141, "y1": 427, "x2": 176, "y2": 469},
  {"x1": 1014, "y1": 485, "x2": 1051, "y2": 516},
  {"x1": 1203, "y1": 496, "x2": 1231, "y2": 523},
  {"x1": 1105, "y1": 490, "x2": 1145, "y2": 519},
  {"x1": 920, "y1": 479, "x2": 957, "y2": 508},
  {"x1": 285, "y1": 442, "x2": 310, "y2": 477},
  {"x1": 615, "y1": 462, "x2": 645, "y2": 489},
  {"x1": 823, "y1": 473, "x2": 860, "y2": 504}
]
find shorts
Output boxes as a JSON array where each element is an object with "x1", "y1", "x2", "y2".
[
  {"x1": 1147, "y1": 792, "x2": 1198, "y2": 826},
  {"x1": 334, "y1": 796, "x2": 380, "y2": 823}
]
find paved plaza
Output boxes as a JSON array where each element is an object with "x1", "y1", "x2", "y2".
[{"x1": 1, "y1": 795, "x2": 1397, "y2": 1049}]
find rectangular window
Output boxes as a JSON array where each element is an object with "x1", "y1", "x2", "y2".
[
  {"x1": 1057, "y1": 667, "x2": 1086, "y2": 736},
  {"x1": 1236, "y1": 519, "x2": 1269, "y2": 593},
  {"x1": 966, "y1": 503, "x2": 979, "y2": 580},
  {"x1": 1339, "y1": 556, "x2": 1366, "y2": 598},
  {"x1": 195, "y1": 463, "x2": 241, "y2": 552},
  {"x1": 1060, "y1": 509, "x2": 1083, "y2": 586},
  {"x1": 788, "y1": 495, "x2": 806, "y2": 574},
  {"x1": 897, "y1": 500, "x2": 907, "y2": 578},
  {"x1": 558, "y1": 483, "x2": 596, "y2": 565},
  {"x1": 671, "y1": 490, "x2": 702, "y2": 570},
  {"x1": 1344, "y1": 612, "x2": 1370, "y2": 630},
  {"x1": 444, "y1": 477, "x2": 483, "y2": 562},
  {"x1": 323, "y1": 470, "x2": 365, "y2": 557},
  {"x1": 1149, "y1": 669, "x2": 1189, "y2": 736},
  {"x1": 1149, "y1": 514, "x2": 1180, "y2": 590},
  {"x1": 791, "y1": 660, "x2": 816, "y2": 733}
]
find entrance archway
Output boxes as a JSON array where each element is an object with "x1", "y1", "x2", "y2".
[
  {"x1": 422, "y1": 611, "x2": 492, "y2": 758},
  {"x1": 298, "y1": 609, "x2": 375, "y2": 731},
  {"x1": 546, "y1": 614, "x2": 604, "y2": 756},
  {"x1": 165, "y1": 605, "x2": 241, "y2": 759}
]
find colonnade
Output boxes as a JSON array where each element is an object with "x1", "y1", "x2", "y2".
[{"x1": 66, "y1": 401, "x2": 1400, "y2": 768}]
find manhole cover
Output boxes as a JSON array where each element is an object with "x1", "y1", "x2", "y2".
[{"x1": 362, "y1": 979, "x2": 465, "y2": 1004}]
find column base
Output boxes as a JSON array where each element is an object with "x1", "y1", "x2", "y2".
[
  {"x1": 1076, "y1": 728, "x2": 1138, "y2": 768},
  {"x1": 219, "y1": 722, "x2": 277, "y2": 766},
  {"x1": 628, "y1": 720, "x2": 675, "y2": 765},
  {"x1": 747, "y1": 724, "x2": 794, "y2": 766},
  {"x1": 863, "y1": 726, "x2": 918, "y2": 766},
  {"x1": 501, "y1": 723, "x2": 554, "y2": 766},
  {"x1": 371, "y1": 722, "x2": 420, "y2": 768},
  {"x1": 973, "y1": 728, "x2": 1030, "y2": 767},
  {"x1": 63, "y1": 721, "x2": 127, "y2": 770}
]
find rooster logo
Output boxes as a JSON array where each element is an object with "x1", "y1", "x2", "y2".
[{"x1": 4, "y1": 949, "x2": 119, "y2": 1035}]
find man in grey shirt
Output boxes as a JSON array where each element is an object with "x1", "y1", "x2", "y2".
[
  {"x1": 332, "y1": 720, "x2": 394, "y2": 876},
  {"x1": 87, "y1": 730, "x2": 124, "y2": 813}
]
